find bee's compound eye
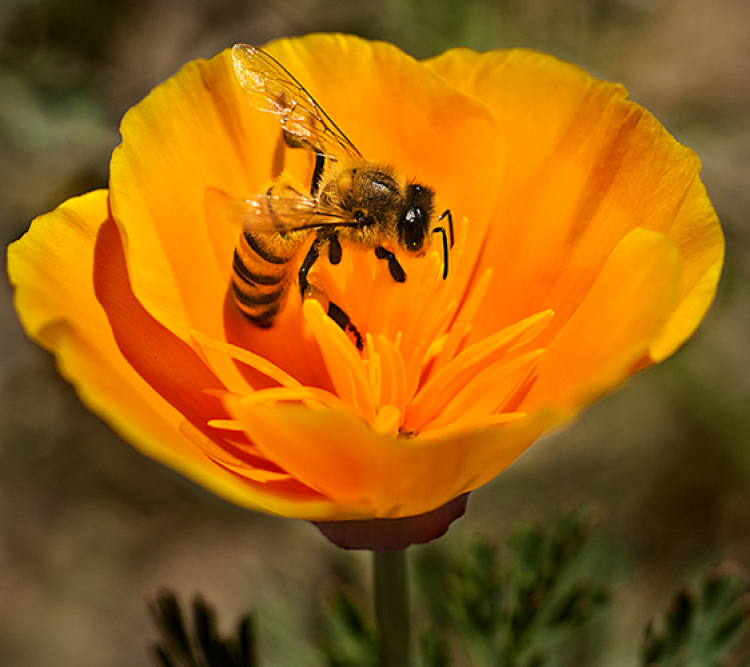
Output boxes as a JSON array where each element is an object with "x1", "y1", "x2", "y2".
[
  {"x1": 400, "y1": 183, "x2": 435, "y2": 253},
  {"x1": 404, "y1": 225, "x2": 425, "y2": 252}
]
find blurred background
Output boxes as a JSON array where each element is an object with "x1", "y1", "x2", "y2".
[{"x1": 1, "y1": 0, "x2": 749, "y2": 665}]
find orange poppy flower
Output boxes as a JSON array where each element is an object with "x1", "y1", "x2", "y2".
[{"x1": 7, "y1": 35, "x2": 723, "y2": 550}]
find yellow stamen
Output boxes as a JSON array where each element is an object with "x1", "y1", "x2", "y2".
[
  {"x1": 404, "y1": 310, "x2": 553, "y2": 431},
  {"x1": 303, "y1": 299, "x2": 377, "y2": 422},
  {"x1": 302, "y1": 215, "x2": 556, "y2": 438},
  {"x1": 372, "y1": 404, "x2": 402, "y2": 437},
  {"x1": 207, "y1": 419, "x2": 246, "y2": 431},
  {"x1": 191, "y1": 329, "x2": 302, "y2": 390},
  {"x1": 415, "y1": 411, "x2": 527, "y2": 442},
  {"x1": 420, "y1": 350, "x2": 544, "y2": 431},
  {"x1": 374, "y1": 334, "x2": 408, "y2": 416},
  {"x1": 430, "y1": 268, "x2": 493, "y2": 376},
  {"x1": 238, "y1": 385, "x2": 348, "y2": 411}
]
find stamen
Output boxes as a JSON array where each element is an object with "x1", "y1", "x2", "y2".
[
  {"x1": 373, "y1": 334, "x2": 408, "y2": 416},
  {"x1": 400, "y1": 251, "x2": 452, "y2": 352},
  {"x1": 364, "y1": 333, "x2": 382, "y2": 407},
  {"x1": 235, "y1": 385, "x2": 348, "y2": 411},
  {"x1": 299, "y1": 215, "x2": 552, "y2": 438},
  {"x1": 429, "y1": 268, "x2": 493, "y2": 376},
  {"x1": 419, "y1": 350, "x2": 544, "y2": 431},
  {"x1": 399, "y1": 219, "x2": 474, "y2": 398},
  {"x1": 415, "y1": 411, "x2": 526, "y2": 442},
  {"x1": 372, "y1": 404, "x2": 401, "y2": 437},
  {"x1": 303, "y1": 299, "x2": 376, "y2": 422},
  {"x1": 402, "y1": 258, "x2": 458, "y2": 399},
  {"x1": 207, "y1": 419, "x2": 246, "y2": 431},
  {"x1": 501, "y1": 365, "x2": 540, "y2": 413},
  {"x1": 191, "y1": 329, "x2": 302, "y2": 390},
  {"x1": 404, "y1": 310, "x2": 553, "y2": 431}
]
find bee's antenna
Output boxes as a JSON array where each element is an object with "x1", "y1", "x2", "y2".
[
  {"x1": 438, "y1": 210, "x2": 454, "y2": 248},
  {"x1": 433, "y1": 226, "x2": 450, "y2": 280}
]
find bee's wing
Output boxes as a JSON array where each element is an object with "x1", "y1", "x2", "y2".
[
  {"x1": 232, "y1": 44, "x2": 362, "y2": 162},
  {"x1": 226, "y1": 185, "x2": 359, "y2": 234}
]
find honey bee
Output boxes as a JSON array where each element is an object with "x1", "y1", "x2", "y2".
[{"x1": 228, "y1": 44, "x2": 453, "y2": 343}]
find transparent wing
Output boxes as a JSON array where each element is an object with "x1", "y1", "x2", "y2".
[
  {"x1": 226, "y1": 184, "x2": 359, "y2": 234},
  {"x1": 232, "y1": 44, "x2": 361, "y2": 162}
]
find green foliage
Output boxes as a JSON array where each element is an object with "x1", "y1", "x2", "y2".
[
  {"x1": 147, "y1": 517, "x2": 750, "y2": 667},
  {"x1": 640, "y1": 560, "x2": 750, "y2": 667},
  {"x1": 314, "y1": 510, "x2": 612, "y2": 667},
  {"x1": 414, "y1": 510, "x2": 612, "y2": 667},
  {"x1": 150, "y1": 591, "x2": 257, "y2": 667},
  {"x1": 317, "y1": 589, "x2": 379, "y2": 667}
]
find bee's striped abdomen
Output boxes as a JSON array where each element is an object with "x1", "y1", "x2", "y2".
[{"x1": 231, "y1": 229, "x2": 307, "y2": 326}]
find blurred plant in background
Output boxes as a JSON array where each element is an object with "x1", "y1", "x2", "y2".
[
  {"x1": 2, "y1": 1, "x2": 749, "y2": 666},
  {"x1": 150, "y1": 513, "x2": 750, "y2": 666},
  {"x1": 640, "y1": 560, "x2": 750, "y2": 667}
]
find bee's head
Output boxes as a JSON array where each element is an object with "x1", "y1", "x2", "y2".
[{"x1": 398, "y1": 183, "x2": 435, "y2": 255}]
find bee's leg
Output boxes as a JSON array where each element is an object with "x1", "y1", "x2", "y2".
[
  {"x1": 328, "y1": 233, "x2": 342, "y2": 265},
  {"x1": 374, "y1": 246, "x2": 406, "y2": 283},
  {"x1": 432, "y1": 226, "x2": 450, "y2": 280},
  {"x1": 298, "y1": 236, "x2": 324, "y2": 297},
  {"x1": 301, "y1": 282, "x2": 364, "y2": 352},
  {"x1": 310, "y1": 150, "x2": 326, "y2": 196},
  {"x1": 281, "y1": 131, "x2": 325, "y2": 196},
  {"x1": 299, "y1": 229, "x2": 344, "y2": 295},
  {"x1": 327, "y1": 302, "x2": 364, "y2": 351},
  {"x1": 299, "y1": 232, "x2": 363, "y2": 351}
]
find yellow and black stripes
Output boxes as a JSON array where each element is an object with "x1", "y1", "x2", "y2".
[{"x1": 231, "y1": 229, "x2": 307, "y2": 326}]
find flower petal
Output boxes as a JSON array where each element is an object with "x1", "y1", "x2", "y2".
[
  {"x1": 225, "y1": 395, "x2": 558, "y2": 519},
  {"x1": 7, "y1": 191, "x2": 334, "y2": 518},
  {"x1": 110, "y1": 50, "x2": 248, "y2": 339},
  {"x1": 426, "y1": 48, "x2": 724, "y2": 362},
  {"x1": 523, "y1": 227, "x2": 682, "y2": 414}
]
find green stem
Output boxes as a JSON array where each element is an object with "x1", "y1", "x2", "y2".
[{"x1": 373, "y1": 549, "x2": 410, "y2": 667}]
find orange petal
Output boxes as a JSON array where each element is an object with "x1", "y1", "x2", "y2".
[
  {"x1": 523, "y1": 227, "x2": 682, "y2": 414},
  {"x1": 426, "y1": 48, "x2": 724, "y2": 362},
  {"x1": 110, "y1": 50, "x2": 250, "y2": 340},
  {"x1": 7, "y1": 191, "x2": 334, "y2": 518},
  {"x1": 226, "y1": 394, "x2": 559, "y2": 519}
]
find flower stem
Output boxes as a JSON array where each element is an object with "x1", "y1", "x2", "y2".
[{"x1": 373, "y1": 549, "x2": 410, "y2": 667}]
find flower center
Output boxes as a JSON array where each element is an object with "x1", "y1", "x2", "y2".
[
  {"x1": 198, "y1": 218, "x2": 553, "y2": 439},
  {"x1": 301, "y1": 217, "x2": 554, "y2": 437}
]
